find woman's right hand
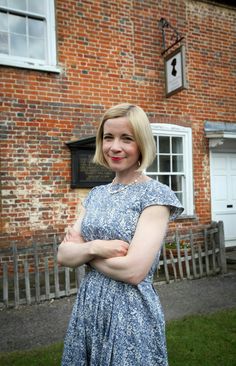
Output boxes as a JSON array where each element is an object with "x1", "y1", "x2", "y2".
[{"x1": 91, "y1": 240, "x2": 129, "y2": 259}]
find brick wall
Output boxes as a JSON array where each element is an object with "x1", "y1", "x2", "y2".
[{"x1": 1, "y1": 0, "x2": 236, "y2": 248}]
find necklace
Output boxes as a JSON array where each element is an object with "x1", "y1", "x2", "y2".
[{"x1": 108, "y1": 173, "x2": 143, "y2": 194}]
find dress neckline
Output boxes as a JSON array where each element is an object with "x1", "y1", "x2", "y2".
[{"x1": 110, "y1": 178, "x2": 153, "y2": 187}]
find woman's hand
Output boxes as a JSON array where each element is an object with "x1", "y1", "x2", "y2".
[
  {"x1": 91, "y1": 240, "x2": 129, "y2": 259},
  {"x1": 62, "y1": 226, "x2": 83, "y2": 244},
  {"x1": 58, "y1": 206, "x2": 129, "y2": 267}
]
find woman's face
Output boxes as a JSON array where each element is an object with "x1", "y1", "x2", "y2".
[{"x1": 102, "y1": 117, "x2": 140, "y2": 175}]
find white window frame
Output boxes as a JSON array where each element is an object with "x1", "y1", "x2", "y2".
[
  {"x1": 0, "y1": 0, "x2": 60, "y2": 73},
  {"x1": 149, "y1": 123, "x2": 194, "y2": 216}
]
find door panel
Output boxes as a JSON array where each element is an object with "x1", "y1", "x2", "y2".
[{"x1": 211, "y1": 153, "x2": 236, "y2": 246}]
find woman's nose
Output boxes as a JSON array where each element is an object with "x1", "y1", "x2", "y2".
[{"x1": 110, "y1": 139, "x2": 121, "y2": 151}]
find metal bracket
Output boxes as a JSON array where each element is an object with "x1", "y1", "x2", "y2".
[{"x1": 158, "y1": 17, "x2": 184, "y2": 55}]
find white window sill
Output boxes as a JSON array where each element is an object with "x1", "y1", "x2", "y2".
[{"x1": 0, "y1": 59, "x2": 62, "y2": 73}]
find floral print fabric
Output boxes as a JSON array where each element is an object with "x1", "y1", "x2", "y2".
[{"x1": 62, "y1": 180, "x2": 183, "y2": 365}]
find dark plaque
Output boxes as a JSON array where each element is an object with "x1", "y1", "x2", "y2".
[{"x1": 66, "y1": 137, "x2": 114, "y2": 188}]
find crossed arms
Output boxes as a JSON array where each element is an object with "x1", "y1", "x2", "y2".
[{"x1": 57, "y1": 205, "x2": 169, "y2": 285}]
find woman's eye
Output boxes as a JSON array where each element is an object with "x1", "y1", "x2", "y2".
[
  {"x1": 103, "y1": 136, "x2": 112, "y2": 141},
  {"x1": 123, "y1": 137, "x2": 133, "y2": 142}
]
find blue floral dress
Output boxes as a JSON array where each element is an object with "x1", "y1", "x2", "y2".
[{"x1": 62, "y1": 179, "x2": 183, "y2": 366}]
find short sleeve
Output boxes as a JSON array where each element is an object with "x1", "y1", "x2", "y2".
[
  {"x1": 141, "y1": 181, "x2": 184, "y2": 221},
  {"x1": 82, "y1": 187, "x2": 97, "y2": 209}
]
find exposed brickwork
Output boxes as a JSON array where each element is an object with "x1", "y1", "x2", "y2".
[{"x1": 1, "y1": 0, "x2": 236, "y2": 248}]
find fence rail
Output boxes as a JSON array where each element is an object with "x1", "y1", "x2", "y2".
[{"x1": 0, "y1": 221, "x2": 227, "y2": 308}]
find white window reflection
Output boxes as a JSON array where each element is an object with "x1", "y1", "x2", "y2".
[
  {"x1": 29, "y1": 19, "x2": 44, "y2": 37},
  {"x1": 10, "y1": 33, "x2": 26, "y2": 56},
  {"x1": 28, "y1": 0, "x2": 45, "y2": 15},
  {"x1": 9, "y1": 14, "x2": 26, "y2": 34},
  {"x1": 0, "y1": 32, "x2": 8, "y2": 53},
  {"x1": 8, "y1": 0, "x2": 26, "y2": 11},
  {"x1": 29, "y1": 37, "x2": 45, "y2": 59},
  {"x1": 0, "y1": 0, "x2": 57, "y2": 70},
  {"x1": 0, "y1": 12, "x2": 8, "y2": 31}
]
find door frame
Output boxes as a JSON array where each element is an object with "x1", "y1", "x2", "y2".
[{"x1": 210, "y1": 150, "x2": 236, "y2": 247}]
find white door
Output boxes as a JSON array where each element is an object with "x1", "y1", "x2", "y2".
[{"x1": 210, "y1": 152, "x2": 236, "y2": 247}]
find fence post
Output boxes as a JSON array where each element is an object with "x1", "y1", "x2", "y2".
[
  {"x1": 33, "y1": 242, "x2": 40, "y2": 303},
  {"x1": 3, "y1": 263, "x2": 9, "y2": 307},
  {"x1": 162, "y1": 245, "x2": 170, "y2": 283},
  {"x1": 204, "y1": 228, "x2": 210, "y2": 276},
  {"x1": 175, "y1": 230, "x2": 184, "y2": 280},
  {"x1": 217, "y1": 221, "x2": 227, "y2": 274},
  {"x1": 44, "y1": 257, "x2": 50, "y2": 300},
  {"x1": 53, "y1": 235, "x2": 60, "y2": 298},
  {"x1": 13, "y1": 243, "x2": 20, "y2": 307},
  {"x1": 190, "y1": 230, "x2": 197, "y2": 278},
  {"x1": 24, "y1": 260, "x2": 31, "y2": 305}
]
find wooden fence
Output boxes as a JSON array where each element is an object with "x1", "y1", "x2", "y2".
[{"x1": 0, "y1": 221, "x2": 227, "y2": 308}]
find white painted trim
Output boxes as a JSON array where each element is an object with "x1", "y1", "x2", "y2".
[
  {"x1": 0, "y1": 58, "x2": 61, "y2": 72},
  {"x1": 0, "y1": 0, "x2": 58, "y2": 71},
  {"x1": 46, "y1": 0, "x2": 57, "y2": 66},
  {"x1": 150, "y1": 124, "x2": 194, "y2": 216},
  {"x1": 206, "y1": 132, "x2": 236, "y2": 139},
  {"x1": 210, "y1": 151, "x2": 236, "y2": 247}
]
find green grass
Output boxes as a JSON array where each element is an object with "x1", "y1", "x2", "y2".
[
  {"x1": 0, "y1": 308, "x2": 235, "y2": 366},
  {"x1": 0, "y1": 343, "x2": 63, "y2": 366},
  {"x1": 166, "y1": 308, "x2": 236, "y2": 366}
]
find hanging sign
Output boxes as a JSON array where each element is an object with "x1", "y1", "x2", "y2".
[{"x1": 164, "y1": 45, "x2": 186, "y2": 97}]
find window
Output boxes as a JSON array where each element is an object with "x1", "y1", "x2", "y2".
[
  {"x1": 0, "y1": 0, "x2": 59, "y2": 72},
  {"x1": 147, "y1": 124, "x2": 194, "y2": 216}
]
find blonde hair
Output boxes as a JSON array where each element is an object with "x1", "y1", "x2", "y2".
[{"x1": 93, "y1": 103, "x2": 156, "y2": 171}]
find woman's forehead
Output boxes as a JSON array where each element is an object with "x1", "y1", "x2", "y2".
[{"x1": 103, "y1": 117, "x2": 133, "y2": 132}]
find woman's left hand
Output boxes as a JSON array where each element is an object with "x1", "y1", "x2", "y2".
[{"x1": 62, "y1": 226, "x2": 82, "y2": 244}]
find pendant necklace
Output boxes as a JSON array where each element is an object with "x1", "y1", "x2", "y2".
[{"x1": 108, "y1": 173, "x2": 143, "y2": 194}]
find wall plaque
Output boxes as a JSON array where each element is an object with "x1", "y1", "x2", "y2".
[
  {"x1": 66, "y1": 137, "x2": 114, "y2": 188},
  {"x1": 164, "y1": 45, "x2": 186, "y2": 97}
]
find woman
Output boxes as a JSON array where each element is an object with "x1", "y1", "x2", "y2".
[{"x1": 58, "y1": 103, "x2": 183, "y2": 365}]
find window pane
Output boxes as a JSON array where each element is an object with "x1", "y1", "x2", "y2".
[
  {"x1": 175, "y1": 192, "x2": 183, "y2": 204},
  {"x1": 29, "y1": 19, "x2": 44, "y2": 37},
  {"x1": 160, "y1": 155, "x2": 170, "y2": 172},
  {"x1": 153, "y1": 135, "x2": 157, "y2": 146},
  {"x1": 0, "y1": 31, "x2": 8, "y2": 53},
  {"x1": 172, "y1": 137, "x2": 183, "y2": 153},
  {"x1": 158, "y1": 175, "x2": 169, "y2": 186},
  {"x1": 146, "y1": 156, "x2": 158, "y2": 172},
  {"x1": 8, "y1": 0, "x2": 26, "y2": 11},
  {"x1": 10, "y1": 33, "x2": 26, "y2": 56},
  {"x1": 0, "y1": 0, "x2": 7, "y2": 6},
  {"x1": 29, "y1": 37, "x2": 45, "y2": 59},
  {"x1": 28, "y1": 0, "x2": 45, "y2": 14},
  {"x1": 9, "y1": 14, "x2": 26, "y2": 35},
  {"x1": 172, "y1": 156, "x2": 183, "y2": 172},
  {"x1": 146, "y1": 174, "x2": 158, "y2": 181},
  {"x1": 0, "y1": 12, "x2": 8, "y2": 31},
  {"x1": 159, "y1": 136, "x2": 170, "y2": 153},
  {"x1": 171, "y1": 175, "x2": 182, "y2": 191}
]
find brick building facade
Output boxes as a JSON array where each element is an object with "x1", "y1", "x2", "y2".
[{"x1": 1, "y1": 0, "x2": 236, "y2": 249}]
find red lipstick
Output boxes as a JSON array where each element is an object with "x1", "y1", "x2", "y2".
[{"x1": 111, "y1": 157, "x2": 123, "y2": 161}]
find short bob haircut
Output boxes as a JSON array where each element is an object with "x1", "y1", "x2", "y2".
[{"x1": 93, "y1": 103, "x2": 156, "y2": 171}]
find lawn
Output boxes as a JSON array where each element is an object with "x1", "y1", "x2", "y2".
[
  {"x1": 0, "y1": 308, "x2": 235, "y2": 366},
  {"x1": 166, "y1": 308, "x2": 236, "y2": 366}
]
